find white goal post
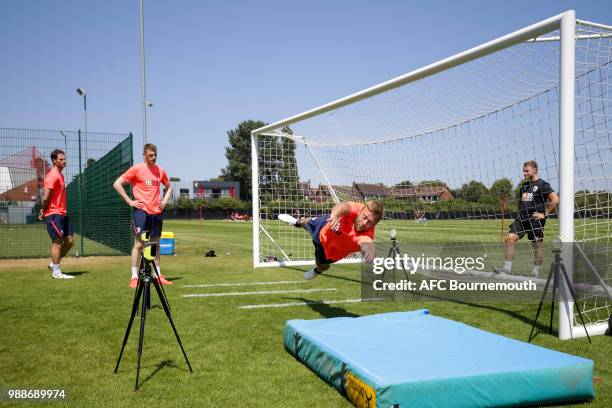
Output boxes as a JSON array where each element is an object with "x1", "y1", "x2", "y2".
[{"x1": 251, "y1": 11, "x2": 611, "y2": 339}]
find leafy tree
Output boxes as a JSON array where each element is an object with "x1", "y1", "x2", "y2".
[
  {"x1": 457, "y1": 180, "x2": 488, "y2": 202},
  {"x1": 417, "y1": 180, "x2": 446, "y2": 187},
  {"x1": 394, "y1": 180, "x2": 414, "y2": 188},
  {"x1": 220, "y1": 120, "x2": 267, "y2": 200},
  {"x1": 176, "y1": 196, "x2": 195, "y2": 210},
  {"x1": 490, "y1": 178, "x2": 514, "y2": 199}
]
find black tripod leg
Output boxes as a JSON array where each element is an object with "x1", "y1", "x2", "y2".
[
  {"x1": 559, "y1": 263, "x2": 592, "y2": 343},
  {"x1": 528, "y1": 263, "x2": 555, "y2": 342},
  {"x1": 549, "y1": 270, "x2": 558, "y2": 335},
  {"x1": 135, "y1": 278, "x2": 150, "y2": 390},
  {"x1": 151, "y1": 277, "x2": 193, "y2": 372},
  {"x1": 151, "y1": 263, "x2": 171, "y2": 313},
  {"x1": 114, "y1": 281, "x2": 144, "y2": 373}
]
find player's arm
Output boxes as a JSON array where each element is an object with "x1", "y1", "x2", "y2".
[
  {"x1": 38, "y1": 188, "x2": 52, "y2": 220},
  {"x1": 112, "y1": 176, "x2": 143, "y2": 209},
  {"x1": 532, "y1": 191, "x2": 559, "y2": 220},
  {"x1": 544, "y1": 192, "x2": 559, "y2": 217},
  {"x1": 328, "y1": 202, "x2": 353, "y2": 232},
  {"x1": 359, "y1": 239, "x2": 376, "y2": 263},
  {"x1": 159, "y1": 180, "x2": 173, "y2": 211}
]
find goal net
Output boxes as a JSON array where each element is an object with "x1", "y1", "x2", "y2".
[{"x1": 252, "y1": 12, "x2": 611, "y2": 338}]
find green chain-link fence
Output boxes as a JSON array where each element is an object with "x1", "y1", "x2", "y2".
[{"x1": 0, "y1": 128, "x2": 133, "y2": 258}]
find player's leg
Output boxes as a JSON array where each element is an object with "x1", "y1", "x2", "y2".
[
  {"x1": 50, "y1": 239, "x2": 62, "y2": 267},
  {"x1": 130, "y1": 235, "x2": 145, "y2": 287},
  {"x1": 149, "y1": 213, "x2": 172, "y2": 285},
  {"x1": 305, "y1": 261, "x2": 330, "y2": 280},
  {"x1": 59, "y1": 217, "x2": 75, "y2": 260},
  {"x1": 304, "y1": 240, "x2": 333, "y2": 280},
  {"x1": 528, "y1": 220, "x2": 545, "y2": 277},
  {"x1": 278, "y1": 213, "x2": 311, "y2": 228},
  {"x1": 60, "y1": 236, "x2": 75, "y2": 259},
  {"x1": 502, "y1": 220, "x2": 525, "y2": 273},
  {"x1": 46, "y1": 215, "x2": 74, "y2": 279},
  {"x1": 130, "y1": 209, "x2": 147, "y2": 287}
]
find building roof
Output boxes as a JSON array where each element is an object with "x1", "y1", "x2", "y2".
[{"x1": 354, "y1": 183, "x2": 390, "y2": 197}]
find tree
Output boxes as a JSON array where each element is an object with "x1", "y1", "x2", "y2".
[
  {"x1": 417, "y1": 180, "x2": 446, "y2": 188},
  {"x1": 277, "y1": 126, "x2": 300, "y2": 198},
  {"x1": 489, "y1": 178, "x2": 514, "y2": 203},
  {"x1": 457, "y1": 180, "x2": 488, "y2": 202},
  {"x1": 394, "y1": 180, "x2": 413, "y2": 188},
  {"x1": 220, "y1": 120, "x2": 267, "y2": 200}
]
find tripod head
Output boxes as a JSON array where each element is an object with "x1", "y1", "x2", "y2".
[
  {"x1": 389, "y1": 228, "x2": 397, "y2": 242},
  {"x1": 140, "y1": 232, "x2": 158, "y2": 264}
]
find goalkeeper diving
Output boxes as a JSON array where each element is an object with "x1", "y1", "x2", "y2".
[{"x1": 278, "y1": 200, "x2": 384, "y2": 280}]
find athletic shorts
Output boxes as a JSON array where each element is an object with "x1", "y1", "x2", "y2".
[
  {"x1": 45, "y1": 214, "x2": 73, "y2": 240},
  {"x1": 133, "y1": 209, "x2": 163, "y2": 238},
  {"x1": 509, "y1": 218, "x2": 546, "y2": 241},
  {"x1": 303, "y1": 215, "x2": 334, "y2": 265}
]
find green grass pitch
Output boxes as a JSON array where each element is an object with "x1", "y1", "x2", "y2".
[{"x1": 0, "y1": 220, "x2": 609, "y2": 407}]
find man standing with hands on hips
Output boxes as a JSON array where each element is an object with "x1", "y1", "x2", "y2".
[
  {"x1": 39, "y1": 149, "x2": 75, "y2": 279},
  {"x1": 113, "y1": 143, "x2": 173, "y2": 288}
]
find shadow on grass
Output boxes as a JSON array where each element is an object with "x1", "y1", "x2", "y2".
[
  {"x1": 282, "y1": 266, "x2": 362, "y2": 285},
  {"x1": 139, "y1": 359, "x2": 189, "y2": 387},
  {"x1": 283, "y1": 297, "x2": 361, "y2": 319},
  {"x1": 64, "y1": 271, "x2": 89, "y2": 276},
  {"x1": 284, "y1": 266, "x2": 551, "y2": 337},
  {"x1": 400, "y1": 290, "x2": 555, "y2": 339}
]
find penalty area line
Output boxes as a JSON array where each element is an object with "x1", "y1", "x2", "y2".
[
  {"x1": 183, "y1": 288, "x2": 337, "y2": 298},
  {"x1": 182, "y1": 280, "x2": 308, "y2": 288},
  {"x1": 239, "y1": 298, "x2": 371, "y2": 309}
]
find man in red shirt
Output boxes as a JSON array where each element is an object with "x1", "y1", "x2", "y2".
[
  {"x1": 279, "y1": 200, "x2": 383, "y2": 280},
  {"x1": 113, "y1": 143, "x2": 173, "y2": 288},
  {"x1": 38, "y1": 149, "x2": 75, "y2": 279}
]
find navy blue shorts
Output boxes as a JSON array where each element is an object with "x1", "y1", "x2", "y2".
[
  {"x1": 133, "y1": 209, "x2": 163, "y2": 238},
  {"x1": 45, "y1": 214, "x2": 73, "y2": 240},
  {"x1": 303, "y1": 215, "x2": 334, "y2": 265},
  {"x1": 509, "y1": 218, "x2": 546, "y2": 241}
]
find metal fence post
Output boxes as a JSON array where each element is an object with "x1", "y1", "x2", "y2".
[{"x1": 78, "y1": 129, "x2": 84, "y2": 256}]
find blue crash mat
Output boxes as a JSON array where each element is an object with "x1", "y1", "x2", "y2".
[{"x1": 284, "y1": 309, "x2": 594, "y2": 407}]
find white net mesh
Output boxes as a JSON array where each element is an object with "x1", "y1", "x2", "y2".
[{"x1": 255, "y1": 20, "x2": 611, "y2": 331}]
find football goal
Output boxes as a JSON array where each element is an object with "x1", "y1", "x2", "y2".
[{"x1": 251, "y1": 11, "x2": 611, "y2": 339}]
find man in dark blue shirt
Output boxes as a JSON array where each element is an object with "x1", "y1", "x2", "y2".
[{"x1": 501, "y1": 161, "x2": 559, "y2": 277}]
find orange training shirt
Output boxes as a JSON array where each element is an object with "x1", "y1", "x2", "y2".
[
  {"x1": 319, "y1": 202, "x2": 374, "y2": 261},
  {"x1": 120, "y1": 163, "x2": 169, "y2": 215},
  {"x1": 43, "y1": 167, "x2": 67, "y2": 216}
]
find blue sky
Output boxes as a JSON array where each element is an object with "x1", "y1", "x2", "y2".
[{"x1": 2, "y1": 1, "x2": 611, "y2": 183}]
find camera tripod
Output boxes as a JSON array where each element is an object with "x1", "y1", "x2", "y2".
[
  {"x1": 377, "y1": 230, "x2": 412, "y2": 299},
  {"x1": 528, "y1": 248, "x2": 591, "y2": 343},
  {"x1": 114, "y1": 241, "x2": 193, "y2": 390}
]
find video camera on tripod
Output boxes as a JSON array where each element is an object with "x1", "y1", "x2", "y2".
[{"x1": 114, "y1": 234, "x2": 193, "y2": 390}]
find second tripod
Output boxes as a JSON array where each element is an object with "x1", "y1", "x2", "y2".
[{"x1": 114, "y1": 240, "x2": 193, "y2": 390}]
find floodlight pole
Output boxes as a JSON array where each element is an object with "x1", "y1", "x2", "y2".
[
  {"x1": 76, "y1": 88, "x2": 88, "y2": 160},
  {"x1": 139, "y1": 0, "x2": 149, "y2": 146}
]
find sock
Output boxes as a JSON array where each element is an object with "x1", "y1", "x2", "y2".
[
  {"x1": 504, "y1": 261, "x2": 512, "y2": 272},
  {"x1": 131, "y1": 267, "x2": 138, "y2": 279},
  {"x1": 532, "y1": 265, "x2": 541, "y2": 276},
  {"x1": 52, "y1": 264, "x2": 61, "y2": 274}
]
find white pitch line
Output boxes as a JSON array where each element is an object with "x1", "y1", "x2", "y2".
[
  {"x1": 239, "y1": 298, "x2": 365, "y2": 309},
  {"x1": 183, "y1": 288, "x2": 337, "y2": 298},
  {"x1": 182, "y1": 280, "x2": 307, "y2": 288}
]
